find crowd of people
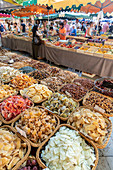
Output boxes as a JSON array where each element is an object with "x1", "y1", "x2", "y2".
[{"x1": 0, "y1": 18, "x2": 113, "y2": 41}]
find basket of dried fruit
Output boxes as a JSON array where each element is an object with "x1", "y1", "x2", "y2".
[
  {"x1": 68, "y1": 106, "x2": 112, "y2": 149},
  {"x1": 12, "y1": 106, "x2": 60, "y2": 147},
  {"x1": 36, "y1": 124, "x2": 98, "y2": 170},
  {"x1": 42, "y1": 92, "x2": 79, "y2": 121},
  {"x1": 40, "y1": 77, "x2": 66, "y2": 92},
  {"x1": 28, "y1": 70, "x2": 50, "y2": 81},
  {"x1": 0, "y1": 95, "x2": 34, "y2": 124},
  {"x1": 20, "y1": 84, "x2": 53, "y2": 104},
  {"x1": 10, "y1": 74, "x2": 37, "y2": 91},
  {"x1": 83, "y1": 91, "x2": 113, "y2": 117},
  {"x1": 0, "y1": 66, "x2": 22, "y2": 83},
  {"x1": 0, "y1": 84, "x2": 18, "y2": 103},
  {"x1": 59, "y1": 83, "x2": 88, "y2": 102},
  {"x1": 73, "y1": 77, "x2": 94, "y2": 91},
  {"x1": 0, "y1": 125, "x2": 31, "y2": 170},
  {"x1": 94, "y1": 77, "x2": 113, "y2": 98},
  {"x1": 18, "y1": 155, "x2": 42, "y2": 170}
]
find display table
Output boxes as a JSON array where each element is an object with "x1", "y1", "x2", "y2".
[
  {"x1": 1, "y1": 37, "x2": 32, "y2": 55},
  {"x1": 37, "y1": 44, "x2": 113, "y2": 77},
  {"x1": 1, "y1": 36, "x2": 113, "y2": 77}
]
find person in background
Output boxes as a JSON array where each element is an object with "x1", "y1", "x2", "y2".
[
  {"x1": 85, "y1": 22, "x2": 93, "y2": 39},
  {"x1": 0, "y1": 23, "x2": 4, "y2": 32},
  {"x1": 3, "y1": 21, "x2": 8, "y2": 31},
  {"x1": 81, "y1": 22, "x2": 86, "y2": 33},
  {"x1": 49, "y1": 27, "x2": 57, "y2": 36},
  {"x1": 99, "y1": 28, "x2": 104, "y2": 35},
  {"x1": 98, "y1": 22, "x2": 102, "y2": 34},
  {"x1": 59, "y1": 22, "x2": 66, "y2": 40},
  {"x1": 75, "y1": 19, "x2": 81, "y2": 30},
  {"x1": 14, "y1": 22, "x2": 20, "y2": 33},
  {"x1": 10, "y1": 22, "x2": 14, "y2": 31},
  {"x1": 21, "y1": 20, "x2": 26, "y2": 33},
  {"x1": 8, "y1": 22, "x2": 11, "y2": 31},
  {"x1": 102, "y1": 22, "x2": 109, "y2": 33},
  {"x1": 64, "y1": 19, "x2": 70, "y2": 35},
  {"x1": 109, "y1": 22, "x2": 113, "y2": 34},
  {"x1": 70, "y1": 24, "x2": 76, "y2": 36},
  {"x1": 32, "y1": 24, "x2": 43, "y2": 59}
]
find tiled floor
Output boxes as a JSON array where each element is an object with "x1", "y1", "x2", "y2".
[{"x1": 1, "y1": 44, "x2": 113, "y2": 170}]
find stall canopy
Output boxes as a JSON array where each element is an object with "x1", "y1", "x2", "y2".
[
  {"x1": 23, "y1": 0, "x2": 112, "y2": 13},
  {"x1": 80, "y1": 0, "x2": 113, "y2": 13},
  {"x1": 35, "y1": 12, "x2": 91, "y2": 20},
  {"x1": 11, "y1": 4, "x2": 55, "y2": 17}
]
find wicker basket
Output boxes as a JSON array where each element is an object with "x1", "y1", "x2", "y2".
[
  {"x1": 0, "y1": 125, "x2": 31, "y2": 170},
  {"x1": 72, "y1": 77, "x2": 94, "y2": 91},
  {"x1": 94, "y1": 77, "x2": 113, "y2": 98},
  {"x1": 59, "y1": 83, "x2": 88, "y2": 102},
  {"x1": 67, "y1": 106, "x2": 112, "y2": 149},
  {"x1": 36, "y1": 124, "x2": 98, "y2": 170},
  {"x1": 83, "y1": 91, "x2": 113, "y2": 117},
  {"x1": 20, "y1": 85, "x2": 53, "y2": 104},
  {"x1": 42, "y1": 92, "x2": 79, "y2": 121},
  {"x1": 12, "y1": 106, "x2": 60, "y2": 147},
  {"x1": 0, "y1": 96, "x2": 34, "y2": 124}
]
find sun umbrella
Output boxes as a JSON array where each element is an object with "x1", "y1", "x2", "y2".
[
  {"x1": 80, "y1": 0, "x2": 113, "y2": 13},
  {"x1": 11, "y1": 4, "x2": 55, "y2": 17}
]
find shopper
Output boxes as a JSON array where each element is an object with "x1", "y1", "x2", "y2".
[
  {"x1": 109, "y1": 22, "x2": 113, "y2": 34},
  {"x1": 59, "y1": 22, "x2": 66, "y2": 40},
  {"x1": 64, "y1": 19, "x2": 70, "y2": 35},
  {"x1": 70, "y1": 24, "x2": 76, "y2": 36},
  {"x1": 32, "y1": 25, "x2": 43, "y2": 59},
  {"x1": 0, "y1": 23, "x2": 4, "y2": 32},
  {"x1": 14, "y1": 22, "x2": 20, "y2": 33},
  {"x1": 81, "y1": 22, "x2": 86, "y2": 33},
  {"x1": 75, "y1": 19, "x2": 81, "y2": 30},
  {"x1": 98, "y1": 22, "x2": 102, "y2": 34},
  {"x1": 49, "y1": 27, "x2": 57, "y2": 36},
  {"x1": 85, "y1": 22, "x2": 93, "y2": 39},
  {"x1": 10, "y1": 22, "x2": 14, "y2": 31},
  {"x1": 21, "y1": 20, "x2": 26, "y2": 33},
  {"x1": 8, "y1": 23, "x2": 11, "y2": 31},
  {"x1": 102, "y1": 22, "x2": 109, "y2": 33}
]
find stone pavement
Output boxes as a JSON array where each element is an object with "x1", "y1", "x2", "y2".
[{"x1": 96, "y1": 117, "x2": 113, "y2": 170}]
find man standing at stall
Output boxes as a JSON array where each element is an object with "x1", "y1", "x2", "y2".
[{"x1": 59, "y1": 22, "x2": 66, "y2": 40}]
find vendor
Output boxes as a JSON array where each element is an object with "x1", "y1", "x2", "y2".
[
  {"x1": 59, "y1": 22, "x2": 66, "y2": 40},
  {"x1": 70, "y1": 24, "x2": 76, "y2": 36}
]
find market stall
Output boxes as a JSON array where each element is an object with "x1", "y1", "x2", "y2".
[
  {"x1": 1, "y1": 34, "x2": 113, "y2": 77},
  {"x1": 0, "y1": 47, "x2": 113, "y2": 170}
]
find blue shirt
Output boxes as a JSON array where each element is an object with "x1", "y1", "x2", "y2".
[
  {"x1": 70, "y1": 28, "x2": 76, "y2": 36},
  {"x1": 0, "y1": 24, "x2": 4, "y2": 32}
]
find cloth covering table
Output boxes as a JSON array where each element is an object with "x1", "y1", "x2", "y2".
[
  {"x1": 1, "y1": 37, "x2": 32, "y2": 55},
  {"x1": 1, "y1": 36, "x2": 113, "y2": 77}
]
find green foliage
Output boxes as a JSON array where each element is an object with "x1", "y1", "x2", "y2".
[{"x1": 15, "y1": 0, "x2": 23, "y2": 5}]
